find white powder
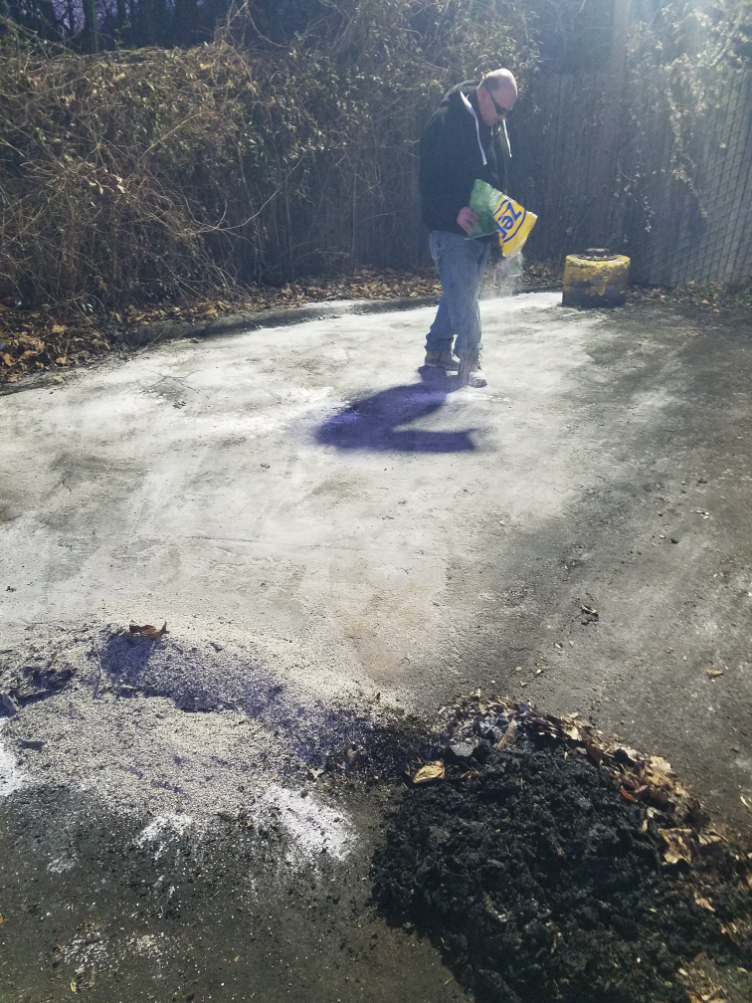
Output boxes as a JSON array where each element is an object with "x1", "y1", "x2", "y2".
[
  {"x1": 134, "y1": 812, "x2": 195, "y2": 860},
  {"x1": 0, "y1": 720, "x2": 24, "y2": 798},
  {"x1": 261, "y1": 783, "x2": 355, "y2": 866},
  {"x1": 47, "y1": 856, "x2": 77, "y2": 874}
]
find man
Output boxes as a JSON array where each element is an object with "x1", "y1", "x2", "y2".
[{"x1": 418, "y1": 69, "x2": 518, "y2": 388}]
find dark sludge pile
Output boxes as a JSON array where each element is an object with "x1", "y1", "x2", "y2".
[{"x1": 371, "y1": 696, "x2": 752, "y2": 1003}]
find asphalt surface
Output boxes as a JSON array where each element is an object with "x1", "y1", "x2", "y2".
[{"x1": 1, "y1": 291, "x2": 752, "y2": 1001}]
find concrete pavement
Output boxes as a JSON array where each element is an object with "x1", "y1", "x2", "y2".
[{"x1": 2, "y1": 291, "x2": 752, "y2": 1001}]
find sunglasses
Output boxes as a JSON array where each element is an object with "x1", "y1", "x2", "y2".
[{"x1": 485, "y1": 85, "x2": 513, "y2": 117}]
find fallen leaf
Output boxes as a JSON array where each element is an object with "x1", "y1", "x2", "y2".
[
  {"x1": 707, "y1": 669, "x2": 724, "y2": 678},
  {"x1": 614, "y1": 746, "x2": 642, "y2": 766},
  {"x1": 560, "y1": 720, "x2": 581, "y2": 741},
  {"x1": 698, "y1": 830, "x2": 724, "y2": 847},
  {"x1": 586, "y1": 741, "x2": 605, "y2": 764},
  {"x1": 496, "y1": 718, "x2": 518, "y2": 749},
  {"x1": 694, "y1": 892, "x2": 715, "y2": 912},
  {"x1": 233, "y1": 955, "x2": 240, "y2": 962},
  {"x1": 659, "y1": 827, "x2": 693, "y2": 865},
  {"x1": 129, "y1": 622, "x2": 168, "y2": 638},
  {"x1": 620, "y1": 786, "x2": 638, "y2": 803},
  {"x1": 70, "y1": 980, "x2": 77, "y2": 993},
  {"x1": 646, "y1": 755, "x2": 675, "y2": 778},
  {"x1": 51, "y1": 324, "x2": 67, "y2": 334},
  {"x1": 412, "y1": 761, "x2": 445, "y2": 785},
  {"x1": 722, "y1": 920, "x2": 745, "y2": 945}
]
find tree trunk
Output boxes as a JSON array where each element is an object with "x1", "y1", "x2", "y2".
[
  {"x1": 115, "y1": 0, "x2": 127, "y2": 36},
  {"x1": 82, "y1": 0, "x2": 100, "y2": 51}
]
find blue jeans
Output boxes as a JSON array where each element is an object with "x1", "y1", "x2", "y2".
[{"x1": 426, "y1": 231, "x2": 491, "y2": 358}]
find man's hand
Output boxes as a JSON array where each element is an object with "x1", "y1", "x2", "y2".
[{"x1": 456, "y1": 206, "x2": 479, "y2": 234}]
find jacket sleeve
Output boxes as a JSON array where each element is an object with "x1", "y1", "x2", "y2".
[{"x1": 419, "y1": 112, "x2": 473, "y2": 229}]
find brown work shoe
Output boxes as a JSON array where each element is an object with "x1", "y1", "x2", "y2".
[{"x1": 424, "y1": 350, "x2": 460, "y2": 372}]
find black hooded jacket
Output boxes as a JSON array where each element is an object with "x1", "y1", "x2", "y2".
[{"x1": 418, "y1": 81, "x2": 511, "y2": 237}]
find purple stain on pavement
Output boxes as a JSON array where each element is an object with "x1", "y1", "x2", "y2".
[{"x1": 316, "y1": 371, "x2": 476, "y2": 453}]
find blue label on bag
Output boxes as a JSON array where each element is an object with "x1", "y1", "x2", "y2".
[{"x1": 493, "y1": 197, "x2": 526, "y2": 240}]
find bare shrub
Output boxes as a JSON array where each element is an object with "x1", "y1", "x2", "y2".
[{"x1": 0, "y1": 1, "x2": 535, "y2": 310}]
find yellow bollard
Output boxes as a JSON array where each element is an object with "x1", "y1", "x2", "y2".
[{"x1": 562, "y1": 249, "x2": 630, "y2": 308}]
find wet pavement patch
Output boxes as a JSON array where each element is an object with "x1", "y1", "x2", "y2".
[{"x1": 372, "y1": 697, "x2": 752, "y2": 1003}]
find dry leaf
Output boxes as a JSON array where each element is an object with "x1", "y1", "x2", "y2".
[
  {"x1": 561, "y1": 721, "x2": 581, "y2": 741},
  {"x1": 51, "y1": 324, "x2": 67, "y2": 334},
  {"x1": 698, "y1": 830, "x2": 724, "y2": 847},
  {"x1": 694, "y1": 892, "x2": 715, "y2": 912},
  {"x1": 649, "y1": 755, "x2": 674, "y2": 775},
  {"x1": 707, "y1": 669, "x2": 724, "y2": 678},
  {"x1": 496, "y1": 718, "x2": 518, "y2": 749},
  {"x1": 129, "y1": 622, "x2": 168, "y2": 638},
  {"x1": 659, "y1": 828, "x2": 693, "y2": 866},
  {"x1": 722, "y1": 921, "x2": 745, "y2": 945},
  {"x1": 70, "y1": 980, "x2": 77, "y2": 993},
  {"x1": 412, "y1": 761, "x2": 445, "y2": 785}
]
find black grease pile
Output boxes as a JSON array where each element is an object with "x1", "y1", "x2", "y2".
[{"x1": 372, "y1": 730, "x2": 752, "y2": 1003}]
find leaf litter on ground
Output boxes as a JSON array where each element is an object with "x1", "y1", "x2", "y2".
[
  {"x1": 128, "y1": 622, "x2": 168, "y2": 638},
  {"x1": 3, "y1": 266, "x2": 750, "y2": 387}
]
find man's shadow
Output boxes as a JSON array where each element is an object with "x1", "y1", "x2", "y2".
[{"x1": 316, "y1": 367, "x2": 476, "y2": 453}]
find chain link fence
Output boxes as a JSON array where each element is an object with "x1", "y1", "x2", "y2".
[{"x1": 510, "y1": 69, "x2": 752, "y2": 288}]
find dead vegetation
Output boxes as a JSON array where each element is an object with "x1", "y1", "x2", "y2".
[{"x1": 0, "y1": 3, "x2": 532, "y2": 311}]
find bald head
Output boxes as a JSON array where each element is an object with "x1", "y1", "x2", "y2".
[{"x1": 478, "y1": 69, "x2": 518, "y2": 126}]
